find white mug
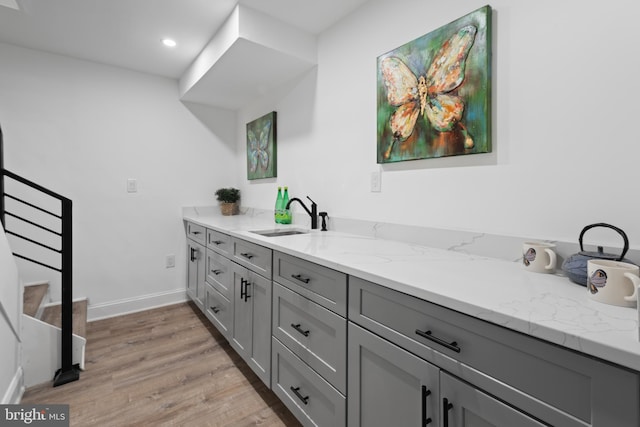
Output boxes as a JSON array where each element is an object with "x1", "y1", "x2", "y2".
[
  {"x1": 522, "y1": 242, "x2": 557, "y2": 273},
  {"x1": 587, "y1": 259, "x2": 640, "y2": 307}
]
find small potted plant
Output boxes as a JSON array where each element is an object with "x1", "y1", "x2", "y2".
[{"x1": 215, "y1": 187, "x2": 240, "y2": 216}]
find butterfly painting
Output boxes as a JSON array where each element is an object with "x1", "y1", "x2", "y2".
[
  {"x1": 377, "y1": 6, "x2": 491, "y2": 163},
  {"x1": 246, "y1": 111, "x2": 277, "y2": 180}
]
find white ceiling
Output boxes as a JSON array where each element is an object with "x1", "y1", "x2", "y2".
[{"x1": 0, "y1": 0, "x2": 368, "y2": 79}]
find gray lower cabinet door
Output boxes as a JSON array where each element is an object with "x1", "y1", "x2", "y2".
[
  {"x1": 186, "y1": 240, "x2": 205, "y2": 310},
  {"x1": 204, "y1": 283, "x2": 232, "y2": 339},
  {"x1": 440, "y1": 372, "x2": 545, "y2": 427},
  {"x1": 230, "y1": 262, "x2": 271, "y2": 387},
  {"x1": 247, "y1": 269, "x2": 271, "y2": 388},
  {"x1": 348, "y1": 322, "x2": 440, "y2": 427},
  {"x1": 230, "y1": 262, "x2": 251, "y2": 358}
]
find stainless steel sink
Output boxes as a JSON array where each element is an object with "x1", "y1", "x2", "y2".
[{"x1": 250, "y1": 229, "x2": 309, "y2": 237}]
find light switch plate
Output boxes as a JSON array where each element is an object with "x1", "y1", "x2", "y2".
[
  {"x1": 370, "y1": 171, "x2": 381, "y2": 192},
  {"x1": 127, "y1": 179, "x2": 137, "y2": 193},
  {"x1": 165, "y1": 254, "x2": 175, "y2": 268}
]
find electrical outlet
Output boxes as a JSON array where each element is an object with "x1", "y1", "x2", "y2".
[
  {"x1": 127, "y1": 179, "x2": 137, "y2": 193},
  {"x1": 165, "y1": 254, "x2": 175, "y2": 268},
  {"x1": 370, "y1": 171, "x2": 381, "y2": 192}
]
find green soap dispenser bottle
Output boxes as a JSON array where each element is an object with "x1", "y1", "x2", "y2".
[
  {"x1": 275, "y1": 187, "x2": 283, "y2": 223},
  {"x1": 282, "y1": 186, "x2": 291, "y2": 224}
]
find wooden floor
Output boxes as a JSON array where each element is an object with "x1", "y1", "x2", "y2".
[{"x1": 22, "y1": 302, "x2": 302, "y2": 427}]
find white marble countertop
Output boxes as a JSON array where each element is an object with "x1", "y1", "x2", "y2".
[{"x1": 183, "y1": 208, "x2": 640, "y2": 372}]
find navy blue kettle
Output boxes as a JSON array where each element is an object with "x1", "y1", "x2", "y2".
[{"x1": 562, "y1": 223, "x2": 633, "y2": 286}]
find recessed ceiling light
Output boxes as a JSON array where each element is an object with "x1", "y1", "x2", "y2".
[{"x1": 162, "y1": 38, "x2": 177, "y2": 48}]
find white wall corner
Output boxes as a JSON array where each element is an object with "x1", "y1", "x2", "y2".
[
  {"x1": 178, "y1": 5, "x2": 240, "y2": 97},
  {"x1": 2, "y1": 367, "x2": 24, "y2": 404},
  {"x1": 237, "y1": 4, "x2": 317, "y2": 64}
]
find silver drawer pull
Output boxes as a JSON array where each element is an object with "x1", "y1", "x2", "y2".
[
  {"x1": 291, "y1": 323, "x2": 310, "y2": 337},
  {"x1": 240, "y1": 252, "x2": 254, "y2": 260},
  {"x1": 415, "y1": 329, "x2": 461, "y2": 353},
  {"x1": 291, "y1": 273, "x2": 310, "y2": 284},
  {"x1": 290, "y1": 386, "x2": 309, "y2": 405}
]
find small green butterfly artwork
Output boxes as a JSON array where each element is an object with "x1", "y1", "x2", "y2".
[{"x1": 246, "y1": 111, "x2": 277, "y2": 180}]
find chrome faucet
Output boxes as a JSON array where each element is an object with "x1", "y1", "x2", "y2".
[{"x1": 286, "y1": 196, "x2": 318, "y2": 229}]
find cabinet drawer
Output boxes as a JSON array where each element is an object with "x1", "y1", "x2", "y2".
[
  {"x1": 273, "y1": 251, "x2": 347, "y2": 316},
  {"x1": 273, "y1": 282, "x2": 347, "y2": 394},
  {"x1": 204, "y1": 283, "x2": 232, "y2": 339},
  {"x1": 207, "y1": 229, "x2": 231, "y2": 256},
  {"x1": 349, "y1": 276, "x2": 640, "y2": 426},
  {"x1": 185, "y1": 221, "x2": 206, "y2": 245},
  {"x1": 205, "y1": 249, "x2": 232, "y2": 300},
  {"x1": 272, "y1": 337, "x2": 345, "y2": 427},
  {"x1": 232, "y1": 238, "x2": 272, "y2": 278}
]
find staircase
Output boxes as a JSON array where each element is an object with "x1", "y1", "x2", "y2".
[
  {"x1": 1, "y1": 123, "x2": 81, "y2": 387},
  {"x1": 21, "y1": 282, "x2": 87, "y2": 388}
]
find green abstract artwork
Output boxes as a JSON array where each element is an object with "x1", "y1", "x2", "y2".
[
  {"x1": 246, "y1": 111, "x2": 277, "y2": 180},
  {"x1": 377, "y1": 5, "x2": 492, "y2": 163}
]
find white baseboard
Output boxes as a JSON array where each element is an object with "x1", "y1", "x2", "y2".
[
  {"x1": 2, "y1": 367, "x2": 24, "y2": 404},
  {"x1": 87, "y1": 289, "x2": 188, "y2": 322}
]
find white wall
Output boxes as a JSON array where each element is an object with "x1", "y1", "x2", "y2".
[
  {"x1": 0, "y1": 42, "x2": 237, "y2": 316},
  {"x1": 0, "y1": 222, "x2": 22, "y2": 403},
  {"x1": 2, "y1": 0, "x2": 639, "y2": 316},
  {"x1": 237, "y1": 0, "x2": 640, "y2": 248}
]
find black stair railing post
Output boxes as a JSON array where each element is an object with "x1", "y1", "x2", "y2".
[{"x1": 53, "y1": 197, "x2": 79, "y2": 387}]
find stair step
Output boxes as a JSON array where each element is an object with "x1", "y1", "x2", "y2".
[
  {"x1": 23, "y1": 283, "x2": 49, "y2": 317},
  {"x1": 40, "y1": 299, "x2": 88, "y2": 339}
]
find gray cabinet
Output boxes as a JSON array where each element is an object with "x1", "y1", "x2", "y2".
[
  {"x1": 204, "y1": 282, "x2": 232, "y2": 339},
  {"x1": 271, "y1": 251, "x2": 347, "y2": 426},
  {"x1": 349, "y1": 276, "x2": 640, "y2": 427},
  {"x1": 348, "y1": 322, "x2": 439, "y2": 427},
  {"x1": 271, "y1": 337, "x2": 345, "y2": 427},
  {"x1": 233, "y1": 237, "x2": 272, "y2": 278},
  {"x1": 206, "y1": 228, "x2": 231, "y2": 256},
  {"x1": 205, "y1": 249, "x2": 232, "y2": 300},
  {"x1": 272, "y1": 282, "x2": 347, "y2": 394},
  {"x1": 186, "y1": 221, "x2": 206, "y2": 245},
  {"x1": 440, "y1": 372, "x2": 545, "y2": 427},
  {"x1": 230, "y1": 261, "x2": 272, "y2": 387},
  {"x1": 185, "y1": 224, "x2": 273, "y2": 388},
  {"x1": 273, "y1": 251, "x2": 347, "y2": 316},
  {"x1": 186, "y1": 239, "x2": 205, "y2": 310}
]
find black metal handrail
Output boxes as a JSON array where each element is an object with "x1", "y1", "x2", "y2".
[{"x1": 0, "y1": 125, "x2": 79, "y2": 387}]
